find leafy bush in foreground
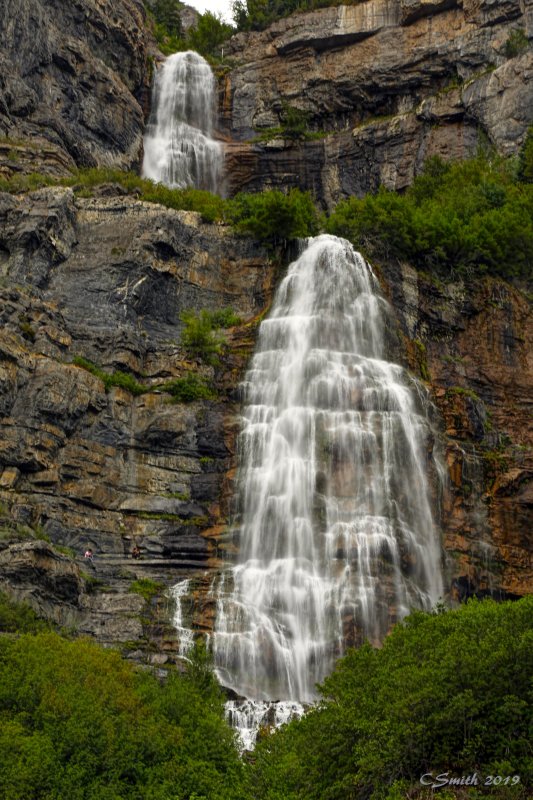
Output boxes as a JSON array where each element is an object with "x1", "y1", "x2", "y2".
[
  {"x1": 251, "y1": 597, "x2": 533, "y2": 800},
  {"x1": 0, "y1": 635, "x2": 247, "y2": 800}
]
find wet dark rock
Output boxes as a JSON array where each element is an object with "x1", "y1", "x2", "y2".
[{"x1": 0, "y1": 0, "x2": 151, "y2": 176}]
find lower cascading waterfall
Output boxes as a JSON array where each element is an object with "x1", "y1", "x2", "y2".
[{"x1": 212, "y1": 235, "x2": 443, "y2": 744}]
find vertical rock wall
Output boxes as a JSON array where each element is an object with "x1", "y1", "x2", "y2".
[{"x1": 222, "y1": 0, "x2": 533, "y2": 207}]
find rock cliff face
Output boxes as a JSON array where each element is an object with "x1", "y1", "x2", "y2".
[
  {"x1": 222, "y1": 0, "x2": 533, "y2": 206},
  {"x1": 0, "y1": 0, "x2": 531, "y2": 657},
  {"x1": 0, "y1": 0, "x2": 151, "y2": 179},
  {"x1": 0, "y1": 185, "x2": 273, "y2": 657},
  {"x1": 382, "y1": 261, "x2": 532, "y2": 601}
]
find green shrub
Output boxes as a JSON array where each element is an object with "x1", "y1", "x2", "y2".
[
  {"x1": 72, "y1": 356, "x2": 147, "y2": 396},
  {"x1": 327, "y1": 154, "x2": 533, "y2": 280},
  {"x1": 0, "y1": 592, "x2": 50, "y2": 633},
  {"x1": 504, "y1": 28, "x2": 529, "y2": 58},
  {"x1": 209, "y1": 308, "x2": 242, "y2": 327},
  {"x1": 280, "y1": 102, "x2": 309, "y2": 138},
  {"x1": 152, "y1": 0, "x2": 183, "y2": 37},
  {"x1": 251, "y1": 597, "x2": 533, "y2": 800},
  {"x1": 106, "y1": 370, "x2": 147, "y2": 396},
  {"x1": 187, "y1": 11, "x2": 234, "y2": 60},
  {"x1": 227, "y1": 188, "x2": 319, "y2": 243},
  {"x1": 161, "y1": 372, "x2": 217, "y2": 401},
  {"x1": 180, "y1": 310, "x2": 226, "y2": 364},
  {"x1": 0, "y1": 633, "x2": 248, "y2": 799},
  {"x1": 129, "y1": 578, "x2": 164, "y2": 603}
]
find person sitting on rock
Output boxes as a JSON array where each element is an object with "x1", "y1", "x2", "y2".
[{"x1": 84, "y1": 548, "x2": 95, "y2": 567}]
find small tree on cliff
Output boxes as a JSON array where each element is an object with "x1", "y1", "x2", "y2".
[{"x1": 152, "y1": 0, "x2": 184, "y2": 38}]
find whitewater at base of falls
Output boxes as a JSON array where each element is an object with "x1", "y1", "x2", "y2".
[
  {"x1": 226, "y1": 700, "x2": 305, "y2": 752},
  {"x1": 142, "y1": 51, "x2": 223, "y2": 192},
  {"x1": 211, "y1": 235, "x2": 443, "y2": 743}
]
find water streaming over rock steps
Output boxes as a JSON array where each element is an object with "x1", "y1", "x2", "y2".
[
  {"x1": 142, "y1": 51, "x2": 223, "y2": 192},
  {"x1": 199, "y1": 234, "x2": 445, "y2": 746}
]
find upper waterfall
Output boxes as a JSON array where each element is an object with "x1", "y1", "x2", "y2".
[
  {"x1": 142, "y1": 51, "x2": 223, "y2": 192},
  {"x1": 213, "y1": 235, "x2": 443, "y2": 706}
]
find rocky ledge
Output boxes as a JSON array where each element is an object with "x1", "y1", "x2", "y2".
[
  {"x1": 384, "y1": 259, "x2": 532, "y2": 599},
  {"x1": 0, "y1": 185, "x2": 274, "y2": 658},
  {"x1": 0, "y1": 184, "x2": 530, "y2": 653},
  {"x1": 222, "y1": 0, "x2": 533, "y2": 207},
  {"x1": 0, "y1": 0, "x2": 152, "y2": 179}
]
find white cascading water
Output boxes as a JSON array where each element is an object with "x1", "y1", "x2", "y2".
[
  {"x1": 213, "y1": 235, "x2": 443, "y2": 745},
  {"x1": 142, "y1": 51, "x2": 223, "y2": 191},
  {"x1": 171, "y1": 579, "x2": 194, "y2": 659}
]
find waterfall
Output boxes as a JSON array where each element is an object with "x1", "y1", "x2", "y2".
[
  {"x1": 213, "y1": 235, "x2": 443, "y2": 719},
  {"x1": 142, "y1": 51, "x2": 223, "y2": 192},
  {"x1": 171, "y1": 579, "x2": 194, "y2": 658}
]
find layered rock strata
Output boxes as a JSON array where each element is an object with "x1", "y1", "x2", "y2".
[
  {"x1": 385, "y1": 261, "x2": 532, "y2": 600},
  {"x1": 222, "y1": 0, "x2": 533, "y2": 206},
  {"x1": 0, "y1": 185, "x2": 273, "y2": 657},
  {"x1": 0, "y1": 0, "x2": 152, "y2": 179}
]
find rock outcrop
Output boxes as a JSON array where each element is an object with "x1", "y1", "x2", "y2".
[
  {"x1": 0, "y1": 0, "x2": 530, "y2": 656},
  {"x1": 0, "y1": 184, "x2": 273, "y2": 655},
  {"x1": 0, "y1": 0, "x2": 152, "y2": 179},
  {"x1": 379, "y1": 260, "x2": 532, "y2": 600},
  {"x1": 222, "y1": 0, "x2": 533, "y2": 206}
]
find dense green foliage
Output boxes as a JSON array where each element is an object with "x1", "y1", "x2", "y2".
[
  {"x1": 72, "y1": 356, "x2": 147, "y2": 396},
  {"x1": 148, "y1": 1, "x2": 233, "y2": 59},
  {"x1": 0, "y1": 635, "x2": 247, "y2": 800},
  {"x1": 187, "y1": 12, "x2": 234, "y2": 60},
  {"x1": 227, "y1": 188, "x2": 319, "y2": 243},
  {"x1": 1, "y1": 152, "x2": 532, "y2": 280},
  {"x1": 1, "y1": 596, "x2": 531, "y2": 800},
  {"x1": 152, "y1": 0, "x2": 183, "y2": 37},
  {"x1": 0, "y1": 592, "x2": 51, "y2": 634},
  {"x1": 250, "y1": 597, "x2": 533, "y2": 800},
  {"x1": 232, "y1": 0, "x2": 361, "y2": 31},
  {"x1": 326, "y1": 154, "x2": 533, "y2": 279},
  {"x1": 179, "y1": 308, "x2": 241, "y2": 364},
  {"x1": 160, "y1": 372, "x2": 217, "y2": 402}
]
